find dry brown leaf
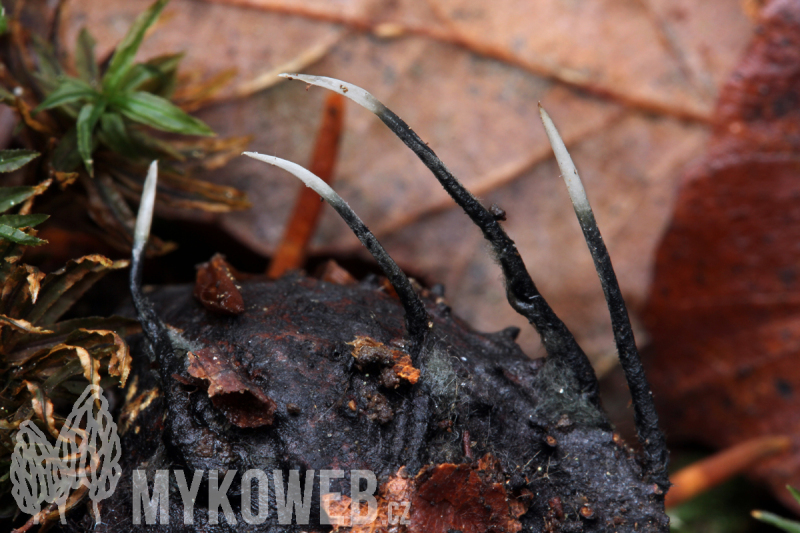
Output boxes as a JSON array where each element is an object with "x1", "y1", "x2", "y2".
[
  {"x1": 644, "y1": 0, "x2": 800, "y2": 511},
  {"x1": 23, "y1": 381, "x2": 58, "y2": 439},
  {"x1": 74, "y1": 344, "x2": 101, "y2": 388},
  {"x1": 0, "y1": 314, "x2": 52, "y2": 334},
  {"x1": 86, "y1": 329, "x2": 132, "y2": 387},
  {"x1": 206, "y1": 0, "x2": 746, "y2": 118}
]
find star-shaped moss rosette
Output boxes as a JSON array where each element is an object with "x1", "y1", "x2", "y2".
[
  {"x1": 0, "y1": 178, "x2": 138, "y2": 524},
  {"x1": 0, "y1": 0, "x2": 250, "y2": 254}
]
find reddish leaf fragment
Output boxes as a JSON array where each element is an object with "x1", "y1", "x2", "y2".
[
  {"x1": 325, "y1": 459, "x2": 528, "y2": 533},
  {"x1": 187, "y1": 346, "x2": 276, "y2": 427},
  {"x1": 411, "y1": 456, "x2": 524, "y2": 533},
  {"x1": 194, "y1": 253, "x2": 245, "y2": 315},
  {"x1": 316, "y1": 259, "x2": 357, "y2": 286},
  {"x1": 644, "y1": 0, "x2": 800, "y2": 511},
  {"x1": 325, "y1": 467, "x2": 414, "y2": 532},
  {"x1": 349, "y1": 336, "x2": 419, "y2": 386}
]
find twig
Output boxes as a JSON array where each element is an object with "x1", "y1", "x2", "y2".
[
  {"x1": 244, "y1": 152, "x2": 430, "y2": 356},
  {"x1": 230, "y1": 29, "x2": 344, "y2": 100},
  {"x1": 279, "y1": 74, "x2": 600, "y2": 404},
  {"x1": 667, "y1": 435, "x2": 790, "y2": 508},
  {"x1": 539, "y1": 105, "x2": 669, "y2": 490},
  {"x1": 268, "y1": 93, "x2": 344, "y2": 278}
]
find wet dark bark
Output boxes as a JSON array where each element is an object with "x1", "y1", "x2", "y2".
[{"x1": 94, "y1": 274, "x2": 668, "y2": 533}]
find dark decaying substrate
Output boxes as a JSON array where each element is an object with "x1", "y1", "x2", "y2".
[{"x1": 99, "y1": 80, "x2": 670, "y2": 532}]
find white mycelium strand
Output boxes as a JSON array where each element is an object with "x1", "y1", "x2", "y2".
[{"x1": 279, "y1": 73, "x2": 384, "y2": 115}]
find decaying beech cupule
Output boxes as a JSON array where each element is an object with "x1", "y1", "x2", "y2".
[{"x1": 110, "y1": 80, "x2": 670, "y2": 532}]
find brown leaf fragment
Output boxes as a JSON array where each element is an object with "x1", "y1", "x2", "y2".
[
  {"x1": 80, "y1": 329, "x2": 132, "y2": 387},
  {"x1": 349, "y1": 336, "x2": 420, "y2": 387},
  {"x1": 23, "y1": 380, "x2": 58, "y2": 439},
  {"x1": 0, "y1": 313, "x2": 52, "y2": 334},
  {"x1": 187, "y1": 346, "x2": 276, "y2": 427},
  {"x1": 75, "y1": 344, "x2": 101, "y2": 388},
  {"x1": 316, "y1": 259, "x2": 358, "y2": 285},
  {"x1": 25, "y1": 266, "x2": 44, "y2": 304},
  {"x1": 410, "y1": 456, "x2": 525, "y2": 533},
  {"x1": 194, "y1": 253, "x2": 245, "y2": 315},
  {"x1": 325, "y1": 467, "x2": 414, "y2": 532}
]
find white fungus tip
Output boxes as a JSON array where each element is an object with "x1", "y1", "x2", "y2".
[
  {"x1": 539, "y1": 106, "x2": 592, "y2": 216},
  {"x1": 279, "y1": 73, "x2": 383, "y2": 115},
  {"x1": 243, "y1": 151, "x2": 339, "y2": 206},
  {"x1": 133, "y1": 160, "x2": 158, "y2": 256}
]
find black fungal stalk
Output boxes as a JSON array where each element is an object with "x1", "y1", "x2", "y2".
[
  {"x1": 109, "y1": 124, "x2": 670, "y2": 533},
  {"x1": 130, "y1": 161, "x2": 176, "y2": 372},
  {"x1": 243, "y1": 152, "x2": 430, "y2": 356},
  {"x1": 279, "y1": 73, "x2": 600, "y2": 405},
  {"x1": 539, "y1": 105, "x2": 668, "y2": 491}
]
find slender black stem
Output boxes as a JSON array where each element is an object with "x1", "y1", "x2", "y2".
[
  {"x1": 244, "y1": 153, "x2": 430, "y2": 358},
  {"x1": 278, "y1": 75, "x2": 600, "y2": 404},
  {"x1": 327, "y1": 188, "x2": 430, "y2": 354},
  {"x1": 540, "y1": 106, "x2": 669, "y2": 491},
  {"x1": 375, "y1": 107, "x2": 600, "y2": 396},
  {"x1": 130, "y1": 161, "x2": 175, "y2": 373}
]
